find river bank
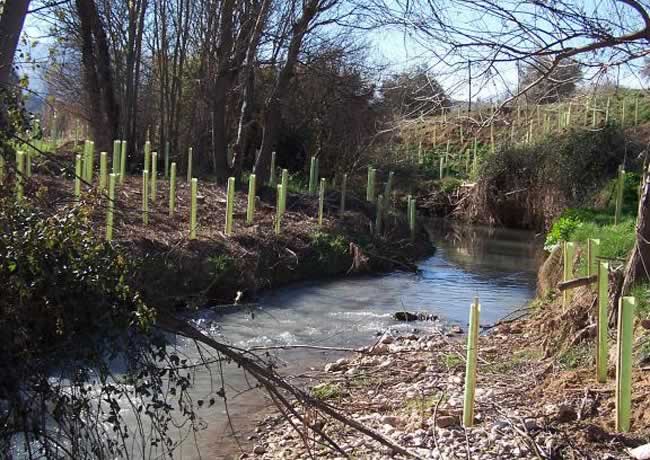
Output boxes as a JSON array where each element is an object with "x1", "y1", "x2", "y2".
[{"x1": 21, "y1": 173, "x2": 434, "y2": 310}]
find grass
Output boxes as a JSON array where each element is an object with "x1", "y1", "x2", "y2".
[
  {"x1": 312, "y1": 383, "x2": 341, "y2": 400},
  {"x1": 558, "y1": 344, "x2": 593, "y2": 370},
  {"x1": 440, "y1": 353, "x2": 463, "y2": 370},
  {"x1": 631, "y1": 283, "x2": 650, "y2": 319}
]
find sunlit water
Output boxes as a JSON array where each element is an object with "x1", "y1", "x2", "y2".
[{"x1": 176, "y1": 220, "x2": 543, "y2": 459}]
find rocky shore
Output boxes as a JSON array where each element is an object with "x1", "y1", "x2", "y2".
[{"x1": 243, "y1": 319, "x2": 650, "y2": 459}]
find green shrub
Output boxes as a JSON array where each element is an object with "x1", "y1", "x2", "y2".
[{"x1": 544, "y1": 215, "x2": 582, "y2": 249}]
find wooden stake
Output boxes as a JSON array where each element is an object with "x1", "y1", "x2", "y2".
[
  {"x1": 615, "y1": 296, "x2": 636, "y2": 432},
  {"x1": 463, "y1": 297, "x2": 481, "y2": 427},
  {"x1": 563, "y1": 241, "x2": 575, "y2": 306}
]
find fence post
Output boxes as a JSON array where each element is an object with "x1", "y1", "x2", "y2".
[
  {"x1": 340, "y1": 173, "x2": 347, "y2": 215},
  {"x1": 463, "y1": 297, "x2": 481, "y2": 427},
  {"x1": 615, "y1": 296, "x2": 636, "y2": 432},
  {"x1": 142, "y1": 170, "x2": 149, "y2": 225},
  {"x1": 169, "y1": 162, "x2": 177, "y2": 216},
  {"x1": 190, "y1": 177, "x2": 198, "y2": 239},
  {"x1": 597, "y1": 261, "x2": 609, "y2": 383},
  {"x1": 120, "y1": 140, "x2": 127, "y2": 183},
  {"x1": 247, "y1": 174, "x2": 256, "y2": 224},
  {"x1": 274, "y1": 184, "x2": 283, "y2": 235},
  {"x1": 186, "y1": 147, "x2": 193, "y2": 183},
  {"x1": 225, "y1": 177, "x2": 235, "y2": 235},
  {"x1": 99, "y1": 152, "x2": 108, "y2": 190},
  {"x1": 106, "y1": 173, "x2": 116, "y2": 241},
  {"x1": 614, "y1": 166, "x2": 625, "y2": 224},
  {"x1": 587, "y1": 238, "x2": 600, "y2": 278},
  {"x1": 318, "y1": 178, "x2": 326, "y2": 227},
  {"x1": 269, "y1": 151, "x2": 277, "y2": 186}
]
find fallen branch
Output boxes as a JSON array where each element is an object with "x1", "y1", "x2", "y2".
[
  {"x1": 156, "y1": 313, "x2": 425, "y2": 459},
  {"x1": 557, "y1": 275, "x2": 597, "y2": 291}
]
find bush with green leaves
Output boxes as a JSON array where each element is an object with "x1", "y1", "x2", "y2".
[{"x1": 0, "y1": 198, "x2": 199, "y2": 458}]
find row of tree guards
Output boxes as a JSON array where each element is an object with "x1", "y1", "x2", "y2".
[
  {"x1": 404, "y1": 95, "x2": 644, "y2": 180},
  {"x1": 463, "y1": 254, "x2": 637, "y2": 432},
  {"x1": 4, "y1": 143, "x2": 418, "y2": 242}
]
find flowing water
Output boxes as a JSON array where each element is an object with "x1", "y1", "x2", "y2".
[
  {"x1": 176, "y1": 220, "x2": 543, "y2": 459},
  {"x1": 10, "y1": 220, "x2": 541, "y2": 459}
]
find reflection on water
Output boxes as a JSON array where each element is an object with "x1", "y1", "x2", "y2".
[{"x1": 175, "y1": 219, "x2": 543, "y2": 458}]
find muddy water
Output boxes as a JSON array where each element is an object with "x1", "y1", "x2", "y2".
[{"x1": 169, "y1": 220, "x2": 542, "y2": 459}]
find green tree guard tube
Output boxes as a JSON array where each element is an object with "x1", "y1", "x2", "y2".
[
  {"x1": 367, "y1": 167, "x2": 376, "y2": 203},
  {"x1": 144, "y1": 141, "x2": 151, "y2": 174},
  {"x1": 318, "y1": 178, "x2": 326, "y2": 227},
  {"x1": 309, "y1": 156, "x2": 317, "y2": 194},
  {"x1": 151, "y1": 152, "x2": 158, "y2": 204},
  {"x1": 190, "y1": 178, "x2": 198, "y2": 239},
  {"x1": 99, "y1": 152, "x2": 108, "y2": 189},
  {"x1": 16, "y1": 151, "x2": 25, "y2": 201},
  {"x1": 269, "y1": 151, "x2": 277, "y2": 186},
  {"x1": 169, "y1": 162, "x2": 177, "y2": 216},
  {"x1": 112, "y1": 140, "x2": 121, "y2": 177},
  {"x1": 120, "y1": 140, "x2": 127, "y2": 183},
  {"x1": 274, "y1": 184, "x2": 283, "y2": 235},
  {"x1": 280, "y1": 169, "x2": 288, "y2": 215},
  {"x1": 247, "y1": 174, "x2": 256, "y2": 224},
  {"x1": 587, "y1": 238, "x2": 600, "y2": 278},
  {"x1": 186, "y1": 147, "x2": 193, "y2": 183},
  {"x1": 142, "y1": 170, "x2": 149, "y2": 225},
  {"x1": 615, "y1": 296, "x2": 636, "y2": 432},
  {"x1": 463, "y1": 297, "x2": 481, "y2": 427},
  {"x1": 86, "y1": 141, "x2": 94, "y2": 183},
  {"x1": 74, "y1": 154, "x2": 81, "y2": 198},
  {"x1": 340, "y1": 173, "x2": 347, "y2": 215},
  {"x1": 225, "y1": 177, "x2": 235, "y2": 235},
  {"x1": 597, "y1": 261, "x2": 609, "y2": 383},
  {"x1": 106, "y1": 173, "x2": 116, "y2": 241}
]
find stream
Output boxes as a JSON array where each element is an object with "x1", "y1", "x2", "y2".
[{"x1": 177, "y1": 220, "x2": 543, "y2": 459}]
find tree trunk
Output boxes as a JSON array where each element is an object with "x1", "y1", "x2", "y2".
[
  {"x1": 0, "y1": 0, "x2": 30, "y2": 88},
  {"x1": 76, "y1": 0, "x2": 119, "y2": 150},
  {"x1": 622, "y1": 168, "x2": 650, "y2": 293}
]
